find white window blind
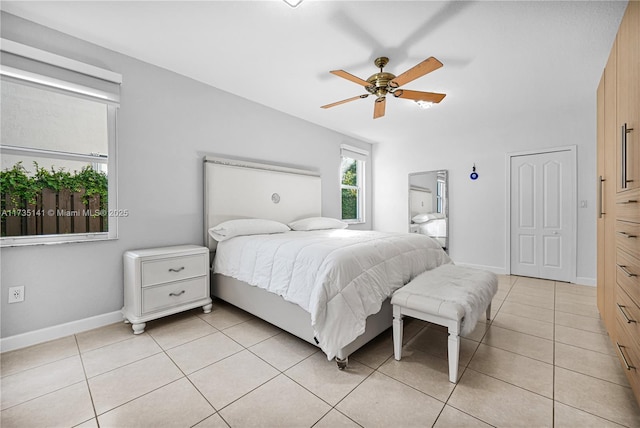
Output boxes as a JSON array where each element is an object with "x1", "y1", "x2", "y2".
[
  {"x1": 340, "y1": 144, "x2": 369, "y2": 162},
  {"x1": 0, "y1": 39, "x2": 121, "y2": 104},
  {"x1": 0, "y1": 39, "x2": 121, "y2": 246}
]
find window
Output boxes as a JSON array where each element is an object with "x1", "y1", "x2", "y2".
[
  {"x1": 340, "y1": 145, "x2": 367, "y2": 222},
  {"x1": 0, "y1": 39, "x2": 121, "y2": 246},
  {"x1": 436, "y1": 172, "x2": 446, "y2": 214}
]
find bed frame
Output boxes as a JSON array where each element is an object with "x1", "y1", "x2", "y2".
[{"x1": 203, "y1": 156, "x2": 393, "y2": 368}]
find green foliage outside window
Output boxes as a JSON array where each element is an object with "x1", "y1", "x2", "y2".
[
  {"x1": 0, "y1": 162, "x2": 107, "y2": 208},
  {"x1": 1, "y1": 161, "x2": 109, "y2": 239},
  {"x1": 341, "y1": 159, "x2": 359, "y2": 220},
  {"x1": 1, "y1": 162, "x2": 109, "y2": 236},
  {"x1": 342, "y1": 188, "x2": 358, "y2": 220}
]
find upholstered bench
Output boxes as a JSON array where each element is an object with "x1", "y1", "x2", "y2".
[{"x1": 391, "y1": 264, "x2": 498, "y2": 383}]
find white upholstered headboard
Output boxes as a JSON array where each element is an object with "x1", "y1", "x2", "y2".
[{"x1": 203, "y1": 156, "x2": 322, "y2": 250}]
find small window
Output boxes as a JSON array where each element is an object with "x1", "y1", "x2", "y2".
[
  {"x1": 436, "y1": 172, "x2": 446, "y2": 214},
  {"x1": 340, "y1": 145, "x2": 367, "y2": 223},
  {"x1": 0, "y1": 40, "x2": 120, "y2": 246}
]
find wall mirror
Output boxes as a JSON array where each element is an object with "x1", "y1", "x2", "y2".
[{"x1": 408, "y1": 170, "x2": 448, "y2": 252}]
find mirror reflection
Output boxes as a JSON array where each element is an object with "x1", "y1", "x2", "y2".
[{"x1": 409, "y1": 170, "x2": 448, "y2": 252}]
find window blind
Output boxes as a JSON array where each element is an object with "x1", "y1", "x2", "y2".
[
  {"x1": 0, "y1": 38, "x2": 121, "y2": 104},
  {"x1": 340, "y1": 144, "x2": 369, "y2": 162}
]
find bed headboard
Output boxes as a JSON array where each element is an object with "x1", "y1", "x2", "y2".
[{"x1": 203, "y1": 156, "x2": 322, "y2": 250}]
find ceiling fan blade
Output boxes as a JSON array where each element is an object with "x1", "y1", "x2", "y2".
[
  {"x1": 330, "y1": 70, "x2": 372, "y2": 87},
  {"x1": 321, "y1": 94, "x2": 369, "y2": 109},
  {"x1": 393, "y1": 89, "x2": 446, "y2": 103},
  {"x1": 373, "y1": 97, "x2": 386, "y2": 119},
  {"x1": 390, "y1": 57, "x2": 443, "y2": 88}
]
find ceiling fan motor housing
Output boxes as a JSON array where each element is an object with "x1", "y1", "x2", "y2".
[
  {"x1": 366, "y1": 57, "x2": 396, "y2": 99},
  {"x1": 366, "y1": 72, "x2": 396, "y2": 98}
]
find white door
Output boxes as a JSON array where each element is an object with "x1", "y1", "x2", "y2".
[{"x1": 510, "y1": 149, "x2": 575, "y2": 282}]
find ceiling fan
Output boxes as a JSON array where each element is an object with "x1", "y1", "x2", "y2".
[{"x1": 321, "y1": 56, "x2": 446, "y2": 119}]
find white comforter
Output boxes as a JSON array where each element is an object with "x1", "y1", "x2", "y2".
[{"x1": 214, "y1": 229, "x2": 451, "y2": 359}]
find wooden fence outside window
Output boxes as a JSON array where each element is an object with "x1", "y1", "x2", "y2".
[{"x1": 1, "y1": 188, "x2": 106, "y2": 236}]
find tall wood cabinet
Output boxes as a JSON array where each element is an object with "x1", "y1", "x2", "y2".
[
  {"x1": 597, "y1": 40, "x2": 618, "y2": 339},
  {"x1": 597, "y1": 0, "x2": 640, "y2": 406}
]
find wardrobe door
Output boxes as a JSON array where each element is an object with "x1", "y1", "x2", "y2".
[
  {"x1": 616, "y1": 1, "x2": 639, "y2": 193},
  {"x1": 598, "y1": 73, "x2": 606, "y2": 316},
  {"x1": 598, "y1": 44, "x2": 618, "y2": 337}
]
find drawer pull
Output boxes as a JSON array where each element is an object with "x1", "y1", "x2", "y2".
[
  {"x1": 617, "y1": 303, "x2": 637, "y2": 323},
  {"x1": 621, "y1": 124, "x2": 634, "y2": 189},
  {"x1": 617, "y1": 200, "x2": 638, "y2": 205},
  {"x1": 169, "y1": 290, "x2": 186, "y2": 297},
  {"x1": 616, "y1": 342, "x2": 636, "y2": 370},
  {"x1": 168, "y1": 267, "x2": 185, "y2": 273},
  {"x1": 618, "y1": 231, "x2": 638, "y2": 239},
  {"x1": 618, "y1": 264, "x2": 638, "y2": 277},
  {"x1": 598, "y1": 176, "x2": 605, "y2": 218}
]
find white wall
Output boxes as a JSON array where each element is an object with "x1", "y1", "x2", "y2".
[
  {"x1": 0, "y1": 13, "x2": 372, "y2": 340},
  {"x1": 373, "y1": 96, "x2": 597, "y2": 283}
]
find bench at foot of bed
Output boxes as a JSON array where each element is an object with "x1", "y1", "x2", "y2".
[{"x1": 391, "y1": 264, "x2": 498, "y2": 383}]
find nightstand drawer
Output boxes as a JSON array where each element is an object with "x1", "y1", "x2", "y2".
[
  {"x1": 142, "y1": 277, "x2": 208, "y2": 313},
  {"x1": 141, "y1": 253, "x2": 207, "y2": 287}
]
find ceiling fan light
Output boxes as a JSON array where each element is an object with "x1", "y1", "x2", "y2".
[
  {"x1": 282, "y1": 0, "x2": 303, "y2": 7},
  {"x1": 415, "y1": 100, "x2": 434, "y2": 109}
]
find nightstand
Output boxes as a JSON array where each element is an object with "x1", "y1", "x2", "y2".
[{"x1": 122, "y1": 245, "x2": 212, "y2": 334}]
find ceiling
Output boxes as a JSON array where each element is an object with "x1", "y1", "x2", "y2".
[{"x1": 0, "y1": 0, "x2": 627, "y2": 146}]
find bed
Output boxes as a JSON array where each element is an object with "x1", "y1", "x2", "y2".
[
  {"x1": 204, "y1": 156, "x2": 451, "y2": 368},
  {"x1": 411, "y1": 213, "x2": 448, "y2": 249},
  {"x1": 409, "y1": 186, "x2": 448, "y2": 250}
]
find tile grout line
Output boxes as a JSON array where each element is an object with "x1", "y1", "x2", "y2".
[
  {"x1": 430, "y1": 276, "x2": 516, "y2": 427},
  {"x1": 463, "y1": 277, "x2": 556, "y2": 417},
  {"x1": 92, "y1": 331, "x2": 185, "y2": 420},
  {"x1": 552, "y1": 280, "x2": 556, "y2": 428},
  {"x1": 156, "y1": 335, "x2": 220, "y2": 424},
  {"x1": 5, "y1": 277, "x2": 636, "y2": 427},
  {"x1": 73, "y1": 334, "x2": 100, "y2": 428}
]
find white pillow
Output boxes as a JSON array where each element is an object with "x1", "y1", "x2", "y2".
[
  {"x1": 411, "y1": 213, "x2": 431, "y2": 224},
  {"x1": 412, "y1": 213, "x2": 445, "y2": 224},
  {"x1": 208, "y1": 219, "x2": 290, "y2": 242},
  {"x1": 288, "y1": 217, "x2": 348, "y2": 231}
]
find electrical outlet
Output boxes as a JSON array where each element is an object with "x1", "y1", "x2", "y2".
[{"x1": 8, "y1": 286, "x2": 24, "y2": 303}]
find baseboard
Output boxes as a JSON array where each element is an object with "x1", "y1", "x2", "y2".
[
  {"x1": 0, "y1": 310, "x2": 123, "y2": 353},
  {"x1": 453, "y1": 263, "x2": 595, "y2": 287},
  {"x1": 575, "y1": 277, "x2": 596, "y2": 287},
  {"x1": 0, "y1": 270, "x2": 596, "y2": 353},
  {"x1": 454, "y1": 262, "x2": 507, "y2": 275}
]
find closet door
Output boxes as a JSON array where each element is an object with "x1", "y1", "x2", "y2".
[
  {"x1": 598, "y1": 73, "x2": 606, "y2": 316},
  {"x1": 597, "y1": 44, "x2": 618, "y2": 336},
  {"x1": 616, "y1": 0, "x2": 639, "y2": 193},
  {"x1": 510, "y1": 149, "x2": 575, "y2": 282}
]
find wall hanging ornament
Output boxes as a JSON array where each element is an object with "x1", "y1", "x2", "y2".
[{"x1": 470, "y1": 164, "x2": 478, "y2": 180}]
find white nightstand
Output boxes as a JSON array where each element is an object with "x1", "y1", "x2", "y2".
[{"x1": 122, "y1": 245, "x2": 212, "y2": 334}]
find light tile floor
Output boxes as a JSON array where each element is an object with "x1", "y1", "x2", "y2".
[{"x1": 2, "y1": 275, "x2": 640, "y2": 427}]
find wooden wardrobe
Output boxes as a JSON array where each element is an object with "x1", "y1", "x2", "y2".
[{"x1": 597, "y1": 0, "x2": 640, "y2": 405}]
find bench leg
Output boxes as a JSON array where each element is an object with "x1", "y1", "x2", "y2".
[
  {"x1": 393, "y1": 306, "x2": 404, "y2": 360},
  {"x1": 448, "y1": 326, "x2": 460, "y2": 383},
  {"x1": 486, "y1": 302, "x2": 492, "y2": 320}
]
